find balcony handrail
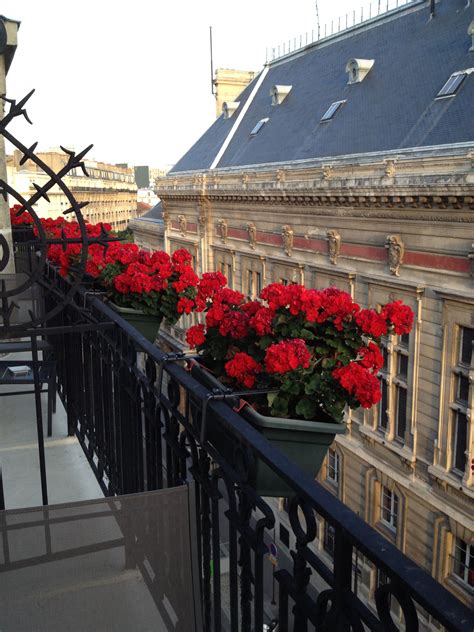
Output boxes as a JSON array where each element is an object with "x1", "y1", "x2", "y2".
[{"x1": 39, "y1": 266, "x2": 474, "y2": 631}]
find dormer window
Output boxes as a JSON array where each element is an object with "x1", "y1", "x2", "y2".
[
  {"x1": 320, "y1": 100, "x2": 346, "y2": 122},
  {"x1": 270, "y1": 85, "x2": 292, "y2": 106},
  {"x1": 346, "y1": 58, "x2": 374, "y2": 84},
  {"x1": 222, "y1": 101, "x2": 240, "y2": 119},
  {"x1": 250, "y1": 118, "x2": 269, "y2": 136},
  {"x1": 436, "y1": 72, "x2": 467, "y2": 98}
]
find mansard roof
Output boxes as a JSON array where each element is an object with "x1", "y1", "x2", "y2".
[{"x1": 171, "y1": 0, "x2": 474, "y2": 174}]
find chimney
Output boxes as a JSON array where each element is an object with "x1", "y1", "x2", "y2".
[{"x1": 214, "y1": 68, "x2": 256, "y2": 118}]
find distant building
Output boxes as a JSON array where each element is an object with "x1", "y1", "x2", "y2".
[
  {"x1": 213, "y1": 68, "x2": 257, "y2": 118},
  {"x1": 137, "y1": 0, "x2": 474, "y2": 617},
  {"x1": 0, "y1": 14, "x2": 20, "y2": 274},
  {"x1": 7, "y1": 149, "x2": 138, "y2": 230},
  {"x1": 134, "y1": 165, "x2": 171, "y2": 189}
]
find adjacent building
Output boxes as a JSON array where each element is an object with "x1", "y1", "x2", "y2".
[
  {"x1": 135, "y1": 0, "x2": 474, "y2": 617},
  {"x1": 0, "y1": 14, "x2": 20, "y2": 274},
  {"x1": 7, "y1": 149, "x2": 138, "y2": 230}
]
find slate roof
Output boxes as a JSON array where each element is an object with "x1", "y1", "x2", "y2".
[
  {"x1": 171, "y1": 0, "x2": 474, "y2": 174},
  {"x1": 140, "y1": 201, "x2": 163, "y2": 222}
]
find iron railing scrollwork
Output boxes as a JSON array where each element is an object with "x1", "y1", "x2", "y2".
[{"x1": 42, "y1": 268, "x2": 474, "y2": 632}]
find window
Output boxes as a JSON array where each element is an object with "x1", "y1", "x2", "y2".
[
  {"x1": 321, "y1": 100, "x2": 346, "y2": 122},
  {"x1": 250, "y1": 118, "x2": 269, "y2": 136},
  {"x1": 218, "y1": 261, "x2": 233, "y2": 289},
  {"x1": 452, "y1": 538, "x2": 474, "y2": 588},
  {"x1": 378, "y1": 339, "x2": 389, "y2": 432},
  {"x1": 380, "y1": 486, "x2": 398, "y2": 532},
  {"x1": 326, "y1": 448, "x2": 340, "y2": 485},
  {"x1": 247, "y1": 270, "x2": 262, "y2": 299},
  {"x1": 324, "y1": 522, "x2": 335, "y2": 557},
  {"x1": 394, "y1": 334, "x2": 409, "y2": 441},
  {"x1": 451, "y1": 327, "x2": 473, "y2": 474},
  {"x1": 436, "y1": 72, "x2": 467, "y2": 98}
]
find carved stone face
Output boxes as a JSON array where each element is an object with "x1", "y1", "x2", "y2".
[{"x1": 247, "y1": 222, "x2": 257, "y2": 249}]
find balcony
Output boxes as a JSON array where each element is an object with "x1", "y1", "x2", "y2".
[{"x1": 0, "y1": 264, "x2": 472, "y2": 632}]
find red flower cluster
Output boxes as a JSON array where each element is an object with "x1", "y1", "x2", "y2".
[
  {"x1": 225, "y1": 352, "x2": 262, "y2": 388},
  {"x1": 381, "y1": 300, "x2": 414, "y2": 335},
  {"x1": 188, "y1": 280, "x2": 414, "y2": 422},
  {"x1": 10, "y1": 205, "x2": 34, "y2": 226},
  {"x1": 264, "y1": 339, "x2": 311, "y2": 374},
  {"x1": 332, "y1": 363, "x2": 382, "y2": 408},
  {"x1": 186, "y1": 324, "x2": 206, "y2": 348}
]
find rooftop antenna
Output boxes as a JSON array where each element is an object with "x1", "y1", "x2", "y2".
[
  {"x1": 315, "y1": 0, "x2": 321, "y2": 39},
  {"x1": 209, "y1": 26, "x2": 215, "y2": 96}
]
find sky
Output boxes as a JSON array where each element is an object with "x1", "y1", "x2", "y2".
[{"x1": 3, "y1": 0, "x2": 366, "y2": 168}]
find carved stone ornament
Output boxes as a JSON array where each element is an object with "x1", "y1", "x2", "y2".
[
  {"x1": 282, "y1": 225, "x2": 294, "y2": 257},
  {"x1": 384, "y1": 160, "x2": 396, "y2": 177},
  {"x1": 198, "y1": 212, "x2": 207, "y2": 227},
  {"x1": 322, "y1": 165, "x2": 333, "y2": 180},
  {"x1": 162, "y1": 211, "x2": 170, "y2": 229},
  {"x1": 385, "y1": 234, "x2": 404, "y2": 276},
  {"x1": 217, "y1": 218, "x2": 228, "y2": 244},
  {"x1": 178, "y1": 214, "x2": 187, "y2": 236},
  {"x1": 241, "y1": 173, "x2": 249, "y2": 188},
  {"x1": 276, "y1": 169, "x2": 286, "y2": 184},
  {"x1": 326, "y1": 229, "x2": 341, "y2": 264},
  {"x1": 247, "y1": 222, "x2": 257, "y2": 249}
]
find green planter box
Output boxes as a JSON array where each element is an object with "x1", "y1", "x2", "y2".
[
  {"x1": 109, "y1": 302, "x2": 162, "y2": 343},
  {"x1": 190, "y1": 361, "x2": 345, "y2": 497}
]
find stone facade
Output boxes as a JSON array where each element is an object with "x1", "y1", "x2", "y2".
[
  {"x1": 7, "y1": 149, "x2": 138, "y2": 231},
  {"x1": 151, "y1": 146, "x2": 474, "y2": 613},
  {"x1": 214, "y1": 68, "x2": 257, "y2": 118}
]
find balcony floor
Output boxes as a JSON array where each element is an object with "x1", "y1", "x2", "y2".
[{"x1": 0, "y1": 351, "x2": 102, "y2": 510}]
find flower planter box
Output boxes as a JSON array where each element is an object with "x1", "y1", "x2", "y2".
[
  {"x1": 12, "y1": 225, "x2": 35, "y2": 243},
  {"x1": 190, "y1": 361, "x2": 345, "y2": 497},
  {"x1": 108, "y1": 302, "x2": 162, "y2": 343}
]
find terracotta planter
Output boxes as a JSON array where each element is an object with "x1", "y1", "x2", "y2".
[
  {"x1": 108, "y1": 301, "x2": 162, "y2": 343},
  {"x1": 190, "y1": 361, "x2": 346, "y2": 497}
]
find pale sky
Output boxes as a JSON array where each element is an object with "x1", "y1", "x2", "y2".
[{"x1": 3, "y1": 0, "x2": 371, "y2": 168}]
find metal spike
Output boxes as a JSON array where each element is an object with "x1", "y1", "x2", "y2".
[
  {"x1": 19, "y1": 143, "x2": 38, "y2": 166},
  {"x1": 33, "y1": 182, "x2": 50, "y2": 202},
  {"x1": 80, "y1": 162, "x2": 90, "y2": 177},
  {"x1": 60, "y1": 145, "x2": 75, "y2": 157},
  {"x1": 21, "y1": 109, "x2": 33, "y2": 125},
  {"x1": 17, "y1": 89, "x2": 35, "y2": 109},
  {"x1": 62, "y1": 201, "x2": 89, "y2": 215},
  {"x1": 75, "y1": 144, "x2": 93, "y2": 162}
]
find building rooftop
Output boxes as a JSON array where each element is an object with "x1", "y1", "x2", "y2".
[{"x1": 171, "y1": 0, "x2": 474, "y2": 173}]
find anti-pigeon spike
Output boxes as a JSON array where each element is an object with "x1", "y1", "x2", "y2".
[
  {"x1": 75, "y1": 144, "x2": 93, "y2": 162},
  {"x1": 21, "y1": 109, "x2": 33, "y2": 125},
  {"x1": 60, "y1": 145, "x2": 75, "y2": 157},
  {"x1": 61, "y1": 228, "x2": 67, "y2": 252},
  {"x1": 80, "y1": 163, "x2": 90, "y2": 177},
  {"x1": 19, "y1": 143, "x2": 38, "y2": 166},
  {"x1": 17, "y1": 89, "x2": 35, "y2": 109},
  {"x1": 33, "y1": 182, "x2": 50, "y2": 202}
]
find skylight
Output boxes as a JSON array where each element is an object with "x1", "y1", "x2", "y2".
[
  {"x1": 320, "y1": 100, "x2": 346, "y2": 122},
  {"x1": 436, "y1": 72, "x2": 467, "y2": 97},
  {"x1": 250, "y1": 118, "x2": 269, "y2": 136}
]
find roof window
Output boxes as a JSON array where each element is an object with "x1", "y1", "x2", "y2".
[
  {"x1": 436, "y1": 72, "x2": 467, "y2": 97},
  {"x1": 222, "y1": 101, "x2": 240, "y2": 119},
  {"x1": 250, "y1": 118, "x2": 269, "y2": 136},
  {"x1": 346, "y1": 59, "x2": 374, "y2": 84},
  {"x1": 270, "y1": 84, "x2": 292, "y2": 106},
  {"x1": 320, "y1": 100, "x2": 346, "y2": 122}
]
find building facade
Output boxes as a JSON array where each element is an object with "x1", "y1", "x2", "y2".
[
  {"x1": 0, "y1": 14, "x2": 20, "y2": 274},
  {"x1": 136, "y1": 0, "x2": 474, "y2": 618},
  {"x1": 7, "y1": 149, "x2": 138, "y2": 231}
]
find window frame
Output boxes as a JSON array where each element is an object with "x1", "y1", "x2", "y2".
[{"x1": 380, "y1": 486, "x2": 399, "y2": 533}]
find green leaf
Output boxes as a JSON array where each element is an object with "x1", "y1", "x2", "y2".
[
  {"x1": 271, "y1": 396, "x2": 289, "y2": 418},
  {"x1": 295, "y1": 397, "x2": 318, "y2": 420}
]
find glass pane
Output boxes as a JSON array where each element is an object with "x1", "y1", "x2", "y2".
[
  {"x1": 0, "y1": 488, "x2": 201, "y2": 632},
  {"x1": 398, "y1": 354, "x2": 408, "y2": 379},
  {"x1": 457, "y1": 374, "x2": 469, "y2": 403},
  {"x1": 453, "y1": 412, "x2": 467, "y2": 472},
  {"x1": 396, "y1": 386, "x2": 407, "y2": 440},
  {"x1": 379, "y1": 378, "x2": 388, "y2": 430},
  {"x1": 460, "y1": 327, "x2": 474, "y2": 365}
]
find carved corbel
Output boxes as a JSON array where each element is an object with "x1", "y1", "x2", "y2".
[
  {"x1": 385, "y1": 234, "x2": 404, "y2": 276},
  {"x1": 217, "y1": 218, "x2": 228, "y2": 244},
  {"x1": 326, "y1": 229, "x2": 341, "y2": 264},
  {"x1": 247, "y1": 222, "x2": 257, "y2": 249},
  {"x1": 384, "y1": 160, "x2": 396, "y2": 177},
  {"x1": 177, "y1": 214, "x2": 187, "y2": 236},
  {"x1": 282, "y1": 225, "x2": 294, "y2": 257}
]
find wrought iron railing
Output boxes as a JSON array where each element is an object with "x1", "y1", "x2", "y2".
[{"x1": 41, "y1": 266, "x2": 473, "y2": 632}]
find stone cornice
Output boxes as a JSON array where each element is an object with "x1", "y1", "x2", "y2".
[{"x1": 156, "y1": 150, "x2": 474, "y2": 215}]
